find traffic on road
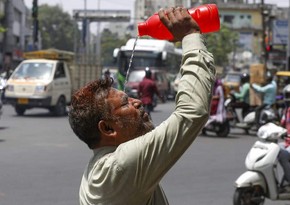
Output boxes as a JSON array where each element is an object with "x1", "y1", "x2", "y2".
[{"x1": 0, "y1": 100, "x2": 288, "y2": 205}]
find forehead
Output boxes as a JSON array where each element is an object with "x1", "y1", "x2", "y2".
[
  {"x1": 108, "y1": 88, "x2": 124, "y2": 98},
  {"x1": 107, "y1": 88, "x2": 127, "y2": 105}
]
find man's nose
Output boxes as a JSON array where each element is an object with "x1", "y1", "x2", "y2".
[{"x1": 130, "y1": 98, "x2": 142, "y2": 108}]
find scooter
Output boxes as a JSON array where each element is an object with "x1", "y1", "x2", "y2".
[
  {"x1": 202, "y1": 114, "x2": 230, "y2": 138},
  {"x1": 203, "y1": 92, "x2": 230, "y2": 137},
  {"x1": 235, "y1": 106, "x2": 278, "y2": 133},
  {"x1": 225, "y1": 94, "x2": 278, "y2": 134},
  {"x1": 224, "y1": 94, "x2": 252, "y2": 127},
  {"x1": 233, "y1": 122, "x2": 290, "y2": 205}
]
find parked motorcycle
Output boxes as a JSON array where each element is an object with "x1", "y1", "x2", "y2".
[{"x1": 233, "y1": 122, "x2": 290, "y2": 205}]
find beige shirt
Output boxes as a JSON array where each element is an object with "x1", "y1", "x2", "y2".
[{"x1": 79, "y1": 33, "x2": 216, "y2": 205}]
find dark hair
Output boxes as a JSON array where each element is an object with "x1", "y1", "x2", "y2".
[
  {"x1": 68, "y1": 77, "x2": 114, "y2": 149},
  {"x1": 145, "y1": 68, "x2": 152, "y2": 78},
  {"x1": 240, "y1": 73, "x2": 249, "y2": 84},
  {"x1": 266, "y1": 71, "x2": 273, "y2": 83}
]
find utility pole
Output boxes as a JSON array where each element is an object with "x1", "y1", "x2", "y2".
[
  {"x1": 261, "y1": 0, "x2": 267, "y2": 64},
  {"x1": 96, "y1": 0, "x2": 101, "y2": 76},
  {"x1": 32, "y1": 0, "x2": 38, "y2": 50}
]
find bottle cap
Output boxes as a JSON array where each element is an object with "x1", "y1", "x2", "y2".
[{"x1": 138, "y1": 22, "x2": 147, "y2": 37}]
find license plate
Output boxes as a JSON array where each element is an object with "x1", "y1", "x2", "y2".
[{"x1": 18, "y1": 98, "x2": 28, "y2": 104}]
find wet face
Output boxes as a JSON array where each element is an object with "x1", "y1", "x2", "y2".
[{"x1": 106, "y1": 88, "x2": 154, "y2": 144}]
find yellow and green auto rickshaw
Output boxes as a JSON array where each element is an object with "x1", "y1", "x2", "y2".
[{"x1": 275, "y1": 71, "x2": 290, "y2": 109}]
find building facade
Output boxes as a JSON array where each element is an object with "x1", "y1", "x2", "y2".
[
  {"x1": 1, "y1": 0, "x2": 31, "y2": 73},
  {"x1": 217, "y1": 1, "x2": 288, "y2": 70}
]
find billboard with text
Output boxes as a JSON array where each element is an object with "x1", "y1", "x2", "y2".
[{"x1": 273, "y1": 20, "x2": 288, "y2": 45}]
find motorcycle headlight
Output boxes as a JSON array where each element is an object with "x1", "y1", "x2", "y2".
[{"x1": 35, "y1": 85, "x2": 46, "y2": 93}]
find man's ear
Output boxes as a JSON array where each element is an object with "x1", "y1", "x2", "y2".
[{"x1": 98, "y1": 120, "x2": 116, "y2": 137}]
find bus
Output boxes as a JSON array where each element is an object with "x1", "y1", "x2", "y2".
[{"x1": 113, "y1": 38, "x2": 182, "y2": 89}]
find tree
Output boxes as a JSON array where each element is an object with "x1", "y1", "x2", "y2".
[
  {"x1": 100, "y1": 29, "x2": 130, "y2": 66},
  {"x1": 204, "y1": 24, "x2": 239, "y2": 67},
  {"x1": 38, "y1": 4, "x2": 76, "y2": 51},
  {"x1": 0, "y1": 0, "x2": 5, "y2": 33}
]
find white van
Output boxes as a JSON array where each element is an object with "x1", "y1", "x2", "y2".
[{"x1": 5, "y1": 58, "x2": 72, "y2": 116}]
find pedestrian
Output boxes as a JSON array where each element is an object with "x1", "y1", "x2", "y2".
[
  {"x1": 117, "y1": 71, "x2": 126, "y2": 91},
  {"x1": 210, "y1": 78, "x2": 226, "y2": 122},
  {"x1": 278, "y1": 133, "x2": 290, "y2": 192},
  {"x1": 68, "y1": 7, "x2": 215, "y2": 205},
  {"x1": 103, "y1": 69, "x2": 118, "y2": 89},
  {"x1": 104, "y1": 69, "x2": 111, "y2": 78},
  {"x1": 138, "y1": 67, "x2": 164, "y2": 117},
  {"x1": 278, "y1": 84, "x2": 290, "y2": 192}
]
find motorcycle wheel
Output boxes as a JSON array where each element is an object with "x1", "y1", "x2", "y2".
[
  {"x1": 216, "y1": 120, "x2": 230, "y2": 137},
  {"x1": 233, "y1": 187, "x2": 265, "y2": 205}
]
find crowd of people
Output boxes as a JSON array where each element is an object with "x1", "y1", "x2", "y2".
[{"x1": 211, "y1": 70, "x2": 290, "y2": 192}]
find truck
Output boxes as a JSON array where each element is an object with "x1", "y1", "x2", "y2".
[{"x1": 5, "y1": 49, "x2": 99, "y2": 116}]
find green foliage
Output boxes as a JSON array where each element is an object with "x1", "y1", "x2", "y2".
[
  {"x1": 38, "y1": 4, "x2": 76, "y2": 51},
  {"x1": 0, "y1": 27, "x2": 5, "y2": 32},
  {"x1": 0, "y1": 10, "x2": 5, "y2": 33},
  {"x1": 101, "y1": 29, "x2": 131, "y2": 66},
  {"x1": 204, "y1": 24, "x2": 239, "y2": 66}
]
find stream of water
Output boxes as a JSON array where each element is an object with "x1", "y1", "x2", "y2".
[{"x1": 123, "y1": 36, "x2": 139, "y2": 92}]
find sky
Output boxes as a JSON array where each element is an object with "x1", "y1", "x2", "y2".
[
  {"x1": 23, "y1": 0, "x2": 289, "y2": 15},
  {"x1": 23, "y1": 0, "x2": 136, "y2": 15}
]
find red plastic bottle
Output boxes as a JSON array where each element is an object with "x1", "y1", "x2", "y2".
[{"x1": 138, "y1": 4, "x2": 220, "y2": 40}]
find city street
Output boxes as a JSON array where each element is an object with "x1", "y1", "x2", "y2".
[{"x1": 0, "y1": 101, "x2": 289, "y2": 205}]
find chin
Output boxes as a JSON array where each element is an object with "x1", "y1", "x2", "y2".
[
  {"x1": 139, "y1": 121, "x2": 154, "y2": 136},
  {"x1": 144, "y1": 120, "x2": 154, "y2": 132},
  {"x1": 133, "y1": 120, "x2": 154, "y2": 138}
]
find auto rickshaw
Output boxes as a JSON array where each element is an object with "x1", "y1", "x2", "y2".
[
  {"x1": 275, "y1": 71, "x2": 290, "y2": 109},
  {"x1": 222, "y1": 72, "x2": 241, "y2": 98}
]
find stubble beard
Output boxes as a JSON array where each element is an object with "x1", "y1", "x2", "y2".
[
  {"x1": 121, "y1": 116, "x2": 155, "y2": 139},
  {"x1": 139, "y1": 119, "x2": 155, "y2": 136}
]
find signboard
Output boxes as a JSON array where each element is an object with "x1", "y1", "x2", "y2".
[
  {"x1": 239, "y1": 32, "x2": 253, "y2": 51},
  {"x1": 273, "y1": 20, "x2": 288, "y2": 45},
  {"x1": 73, "y1": 10, "x2": 131, "y2": 22},
  {"x1": 268, "y1": 51, "x2": 286, "y2": 64}
]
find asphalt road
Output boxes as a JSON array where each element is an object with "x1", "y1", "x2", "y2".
[{"x1": 0, "y1": 101, "x2": 289, "y2": 205}]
